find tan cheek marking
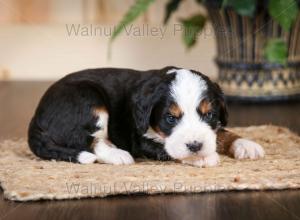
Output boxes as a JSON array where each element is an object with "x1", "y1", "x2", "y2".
[
  {"x1": 169, "y1": 103, "x2": 183, "y2": 118},
  {"x1": 153, "y1": 126, "x2": 167, "y2": 139},
  {"x1": 199, "y1": 99, "x2": 212, "y2": 114}
]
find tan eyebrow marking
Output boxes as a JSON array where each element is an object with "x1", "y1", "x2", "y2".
[
  {"x1": 169, "y1": 103, "x2": 183, "y2": 118},
  {"x1": 199, "y1": 99, "x2": 212, "y2": 114}
]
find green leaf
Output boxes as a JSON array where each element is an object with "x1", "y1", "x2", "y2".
[
  {"x1": 264, "y1": 39, "x2": 288, "y2": 65},
  {"x1": 180, "y1": 14, "x2": 206, "y2": 49},
  {"x1": 110, "y1": 0, "x2": 155, "y2": 42},
  {"x1": 222, "y1": 0, "x2": 256, "y2": 17},
  {"x1": 268, "y1": 0, "x2": 298, "y2": 31},
  {"x1": 164, "y1": 0, "x2": 182, "y2": 24}
]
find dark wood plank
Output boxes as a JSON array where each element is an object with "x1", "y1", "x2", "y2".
[
  {"x1": 1, "y1": 191, "x2": 300, "y2": 220},
  {"x1": 0, "y1": 82, "x2": 51, "y2": 139},
  {"x1": 0, "y1": 81, "x2": 300, "y2": 220},
  {"x1": 227, "y1": 103, "x2": 300, "y2": 134}
]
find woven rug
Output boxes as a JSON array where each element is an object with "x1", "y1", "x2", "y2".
[{"x1": 0, "y1": 125, "x2": 299, "y2": 201}]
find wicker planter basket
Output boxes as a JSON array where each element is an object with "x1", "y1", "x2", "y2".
[{"x1": 206, "y1": 7, "x2": 300, "y2": 101}]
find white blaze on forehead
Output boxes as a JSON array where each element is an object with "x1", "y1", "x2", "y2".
[
  {"x1": 170, "y1": 69, "x2": 207, "y2": 111},
  {"x1": 166, "y1": 69, "x2": 178, "y2": 74}
]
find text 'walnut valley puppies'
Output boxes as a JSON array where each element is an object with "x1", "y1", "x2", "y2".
[{"x1": 28, "y1": 67, "x2": 264, "y2": 167}]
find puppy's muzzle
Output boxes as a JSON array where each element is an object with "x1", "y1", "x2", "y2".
[{"x1": 186, "y1": 141, "x2": 203, "y2": 153}]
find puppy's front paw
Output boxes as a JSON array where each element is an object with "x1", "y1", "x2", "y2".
[
  {"x1": 182, "y1": 152, "x2": 220, "y2": 167},
  {"x1": 97, "y1": 148, "x2": 135, "y2": 165},
  {"x1": 230, "y1": 138, "x2": 265, "y2": 160}
]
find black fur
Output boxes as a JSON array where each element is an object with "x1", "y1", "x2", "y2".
[{"x1": 28, "y1": 67, "x2": 227, "y2": 163}]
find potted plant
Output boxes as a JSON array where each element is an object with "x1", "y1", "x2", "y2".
[{"x1": 110, "y1": 0, "x2": 300, "y2": 102}]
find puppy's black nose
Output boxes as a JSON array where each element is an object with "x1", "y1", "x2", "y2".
[{"x1": 186, "y1": 141, "x2": 203, "y2": 153}]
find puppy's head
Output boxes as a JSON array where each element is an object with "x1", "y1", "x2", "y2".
[{"x1": 132, "y1": 68, "x2": 227, "y2": 159}]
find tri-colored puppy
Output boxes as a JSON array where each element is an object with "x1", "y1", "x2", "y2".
[{"x1": 28, "y1": 67, "x2": 264, "y2": 167}]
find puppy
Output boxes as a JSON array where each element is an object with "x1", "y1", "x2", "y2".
[{"x1": 28, "y1": 67, "x2": 264, "y2": 167}]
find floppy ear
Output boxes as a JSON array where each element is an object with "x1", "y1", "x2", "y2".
[
  {"x1": 219, "y1": 99, "x2": 228, "y2": 127},
  {"x1": 213, "y1": 82, "x2": 228, "y2": 127},
  {"x1": 131, "y1": 74, "x2": 173, "y2": 135}
]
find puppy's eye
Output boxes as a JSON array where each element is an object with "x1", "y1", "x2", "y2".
[
  {"x1": 204, "y1": 112, "x2": 214, "y2": 120},
  {"x1": 166, "y1": 114, "x2": 177, "y2": 125}
]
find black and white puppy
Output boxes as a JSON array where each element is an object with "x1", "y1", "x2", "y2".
[{"x1": 28, "y1": 67, "x2": 264, "y2": 167}]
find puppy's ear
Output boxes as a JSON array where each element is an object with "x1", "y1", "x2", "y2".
[
  {"x1": 131, "y1": 74, "x2": 173, "y2": 135},
  {"x1": 213, "y1": 82, "x2": 228, "y2": 127},
  {"x1": 219, "y1": 99, "x2": 228, "y2": 127}
]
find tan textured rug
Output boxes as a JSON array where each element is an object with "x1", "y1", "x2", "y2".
[{"x1": 0, "y1": 125, "x2": 300, "y2": 201}]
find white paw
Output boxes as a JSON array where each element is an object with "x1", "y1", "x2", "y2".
[
  {"x1": 77, "y1": 151, "x2": 97, "y2": 164},
  {"x1": 231, "y1": 138, "x2": 265, "y2": 160},
  {"x1": 182, "y1": 152, "x2": 220, "y2": 168},
  {"x1": 97, "y1": 148, "x2": 135, "y2": 165}
]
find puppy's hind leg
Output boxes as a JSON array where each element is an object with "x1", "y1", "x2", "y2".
[{"x1": 77, "y1": 151, "x2": 97, "y2": 164}]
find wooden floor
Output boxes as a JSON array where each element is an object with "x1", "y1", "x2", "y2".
[{"x1": 0, "y1": 81, "x2": 300, "y2": 220}]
